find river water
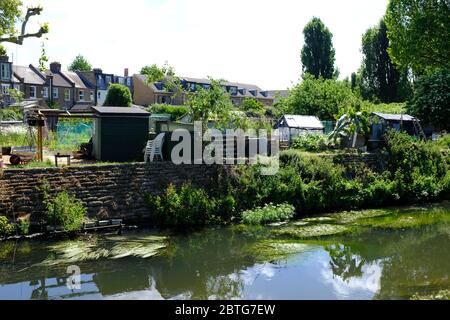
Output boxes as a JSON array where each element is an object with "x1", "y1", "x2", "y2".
[{"x1": 0, "y1": 203, "x2": 449, "y2": 300}]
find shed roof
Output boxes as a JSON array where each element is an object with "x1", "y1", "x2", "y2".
[
  {"x1": 372, "y1": 112, "x2": 416, "y2": 121},
  {"x1": 92, "y1": 106, "x2": 150, "y2": 117},
  {"x1": 280, "y1": 115, "x2": 324, "y2": 129}
]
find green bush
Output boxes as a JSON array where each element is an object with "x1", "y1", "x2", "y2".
[
  {"x1": 242, "y1": 203, "x2": 295, "y2": 225},
  {"x1": 0, "y1": 216, "x2": 15, "y2": 237},
  {"x1": 384, "y1": 130, "x2": 448, "y2": 202},
  {"x1": 148, "y1": 104, "x2": 189, "y2": 120},
  {"x1": 44, "y1": 191, "x2": 87, "y2": 232},
  {"x1": 291, "y1": 134, "x2": 329, "y2": 152},
  {"x1": 147, "y1": 183, "x2": 236, "y2": 227},
  {"x1": 18, "y1": 219, "x2": 30, "y2": 235},
  {"x1": 407, "y1": 69, "x2": 450, "y2": 131},
  {"x1": 104, "y1": 83, "x2": 132, "y2": 107}
]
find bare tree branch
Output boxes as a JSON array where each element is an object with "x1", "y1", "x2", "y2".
[{"x1": 0, "y1": 7, "x2": 48, "y2": 45}]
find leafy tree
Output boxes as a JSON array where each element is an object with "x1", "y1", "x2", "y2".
[
  {"x1": 68, "y1": 55, "x2": 92, "y2": 72},
  {"x1": 407, "y1": 69, "x2": 450, "y2": 131},
  {"x1": 285, "y1": 74, "x2": 357, "y2": 120},
  {"x1": 104, "y1": 83, "x2": 132, "y2": 107},
  {"x1": 385, "y1": 0, "x2": 450, "y2": 73},
  {"x1": 241, "y1": 98, "x2": 265, "y2": 117},
  {"x1": 360, "y1": 20, "x2": 412, "y2": 103},
  {"x1": 301, "y1": 17, "x2": 336, "y2": 79},
  {"x1": 140, "y1": 62, "x2": 181, "y2": 93},
  {"x1": 0, "y1": 0, "x2": 49, "y2": 46},
  {"x1": 185, "y1": 78, "x2": 233, "y2": 130}
]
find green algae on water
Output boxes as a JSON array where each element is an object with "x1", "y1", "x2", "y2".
[
  {"x1": 273, "y1": 224, "x2": 352, "y2": 239},
  {"x1": 36, "y1": 235, "x2": 168, "y2": 266},
  {"x1": 246, "y1": 240, "x2": 313, "y2": 261}
]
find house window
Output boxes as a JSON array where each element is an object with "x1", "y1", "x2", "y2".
[
  {"x1": 64, "y1": 89, "x2": 70, "y2": 101},
  {"x1": 1, "y1": 84, "x2": 10, "y2": 94},
  {"x1": 105, "y1": 76, "x2": 112, "y2": 84},
  {"x1": 79, "y1": 90, "x2": 84, "y2": 101},
  {"x1": 13, "y1": 84, "x2": 20, "y2": 91},
  {"x1": 118, "y1": 78, "x2": 124, "y2": 85},
  {"x1": 30, "y1": 86, "x2": 37, "y2": 98},
  {"x1": 90, "y1": 91, "x2": 94, "y2": 101},
  {"x1": 126, "y1": 78, "x2": 131, "y2": 86},
  {"x1": 43, "y1": 87, "x2": 49, "y2": 98},
  {"x1": 53, "y1": 87, "x2": 59, "y2": 99},
  {"x1": 0, "y1": 64, "x2": 10, "y2": 80}
]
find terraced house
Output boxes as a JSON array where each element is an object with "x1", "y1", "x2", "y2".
[
  {"x1": 0, "y1": 55, "x2": 94, "y2": 110},
  {"x1": 133, "y1": 75, "x2": 275, "y2": 107},
  {"x1": 78, "y1": 68, "x2": 133, "y2": 106}
]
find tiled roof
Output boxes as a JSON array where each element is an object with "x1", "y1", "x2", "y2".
[
  {"x1": 61, "y1": 71, "x2": 88, "y2": 89},
  {"x1": 44, "y1": 70, "x2": 72, "y2": 87},
  {"x1": 13, "y1": 66, "x2": 45, "y2": 85}
]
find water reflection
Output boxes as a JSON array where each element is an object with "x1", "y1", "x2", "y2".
[{"x1": 0, "y1": 208, "x2": 449, "y2": 300}]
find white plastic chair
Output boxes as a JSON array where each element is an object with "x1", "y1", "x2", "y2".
[{"x1": 144, "y1": 133, "x2": 165, "y2": 162}]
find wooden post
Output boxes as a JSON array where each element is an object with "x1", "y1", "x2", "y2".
[{"x1": 37, "y1": 113, "x2": 44, "y2": 162}]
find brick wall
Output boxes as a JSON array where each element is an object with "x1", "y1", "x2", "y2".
[{"x1": 0, "y1": 163, "x2": 223, "y2": 223}]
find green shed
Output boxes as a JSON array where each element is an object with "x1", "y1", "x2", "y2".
[{"x1": 92, "y1": 106, "x2": 150, "y2": 162}]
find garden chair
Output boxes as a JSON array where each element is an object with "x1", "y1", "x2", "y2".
[{"x1": 144, "y1": 133, "x2": 165, "y2": 162}]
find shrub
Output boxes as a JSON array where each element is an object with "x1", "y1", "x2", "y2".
[
  {"x1": 384, "y1": 130, "x2": 448, "y2": 202},
  {"x1": 0, "y1": 216, "x2": 15, "y2": 237},
  {"x1": 104, "y1": 83, "x2": 132, "y2": 107},
  {"x1": 44, "y1": 191, "x2": 87, "y2": 232},
  {"x1": 148, "y1": 104, "x2": 189, "y2": 120},
  {"x1": 147, "y1": 183, "x2": 236, "y2": 227},
  {"x1": 242, "y1": 203, "x2": 295, "y2": 225},
  {"x1": 18, "y1": 219, "x2": 30, "y2": 235},
  {"x1": 291, "y1": 134, "x2": 329, "y2": 152}
]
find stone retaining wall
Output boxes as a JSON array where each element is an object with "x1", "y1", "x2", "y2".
[{"x1": 0, "y1": 163, "x2": 223, "y2": 223}]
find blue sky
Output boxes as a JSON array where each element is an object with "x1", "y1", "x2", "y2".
[{"x1": 4, "y1": 0, "x2": 389, "y2": 89}]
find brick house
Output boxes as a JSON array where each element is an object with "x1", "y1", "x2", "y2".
[
  {"x1": 133, "y1": 75, "x2": 275, "y2": 107},
  {"x1": 79, "y1": 68, "x2": 133, "y2": 106}
]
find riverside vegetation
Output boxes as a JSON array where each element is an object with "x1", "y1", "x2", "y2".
[{"x1": 146, "y1": 131, "x2": 449, "y2": 227}]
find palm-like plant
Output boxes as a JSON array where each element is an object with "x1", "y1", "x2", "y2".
[{"x1": 329, "y1": 109, "x2": 369, "y2": 148}]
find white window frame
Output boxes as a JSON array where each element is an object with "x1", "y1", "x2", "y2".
[
  {"x1": 79, "y1": 90, "x2": 84, "y2": 101},
  {"x1": 30, "y1": 86, "x2": 37, "y2": 98},
  {"x1": 1, "y1": 84, "x2": 10, "y2": 94},
  {"x1": 1, "y1": 64, "x2": 10, "y2": 80},
  {"x1": 52, "y1": 87, "x2": 59, "y2": 99},
  {"x1": 13, "y1": 84, "x2": 20, "y2": 91},
  {"x1": 64, "y1": 89, "x2": 71, "y2": 101},
  {"x1": 43, "y1": 87, "x2": 49, "y2": 99}
]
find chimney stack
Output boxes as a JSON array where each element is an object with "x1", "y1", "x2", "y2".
[
  {"x1": 124, "y1": 68, "x2": 129, "y2": 77},
  {"x1": 50, "y1": 62, "x2": 61, "y2": 73}
]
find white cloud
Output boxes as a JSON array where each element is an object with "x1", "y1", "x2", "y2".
[{"x1": 4, "y1": 0, "x2": 388, "y2": 89}]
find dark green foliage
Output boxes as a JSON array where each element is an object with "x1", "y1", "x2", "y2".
[
  {"x1": 104, "y1": 83, "x2": 132, "y2": 107},
  {"x1": 148, "y1": 104, "x2": 189, "y2": 120},
  {"x1": 146, "y1": 183, "x2": 236, "y2": 227},
  {"x1": 285, "y1": 74, "x2": 356, "y2": 120},
  {"x1": 407, "y1": 69, "x2": 450, "y2": 131},
  {"x1": 385, "y1": 0, "x2": 450, "y2": 73},
  {"x1": 301, "y1": 17, "x2": 336, "y2": 79},
  {"x1": 146, "y1": 132, "x2": 448, "y2": 227},
  {"x1": 384, "y1": 130, "x2": 448, "y2": 202},
  {"x1": 360, "y1": 20, "x2": 412, "y2": 103},
  {"x1": 241, "y1": 98, "x2": 265, "y2": 117},
  {"x1": 68, "y1": 54, "x2": 92, "y2": 72}
]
